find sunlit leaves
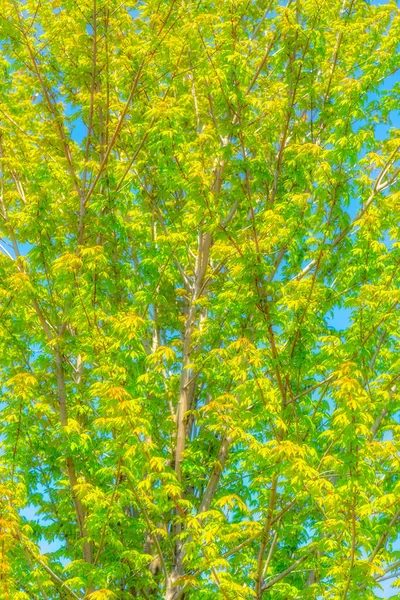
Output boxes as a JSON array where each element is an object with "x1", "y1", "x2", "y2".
[{"x1": 0, "y1": 0, "x2": 399, "y2": 598}]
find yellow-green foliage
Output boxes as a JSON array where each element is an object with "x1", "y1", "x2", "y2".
[{"x1": 0, "y1": 0, "x2": 399, "y2": 598}]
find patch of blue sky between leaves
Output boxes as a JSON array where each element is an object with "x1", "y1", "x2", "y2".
[
  {"x1": 0, "y1": 237, "x2": 33, "y2": 259},
  {"x1": 382, "y1": 231, "x2": 394, "y2": 250},
  {"x1": 70, "y1": 116, "x2": 86, "y2": 145},
  {"x1": 370, "y1": 0, "x2": 393, "y2": 5},
  {"x1": 19, "y1": 502, "x2": 70, "y2": 567},
  {"x1": 375, "y1": 538, "x2": 400, "y2": 598},
  {"x1": 66, "y1": 105, "x2": 86, "y2": 146},
  {"x1": 347, "y1": 195, "x2": 359, "y2": 221},
  {"x1": 326, "y1": 305, "x2": 352, "y2": 331},
  {"x1": 358, "y1": 537, "x2": 400, "y2": 598},
  {"x1": 128, "y1": 8, "x2": 141, "y2": 20}
]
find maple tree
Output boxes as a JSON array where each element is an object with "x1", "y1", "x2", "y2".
[{"x1": 0, "y1": 0, "x2": 400, "y2": 598}]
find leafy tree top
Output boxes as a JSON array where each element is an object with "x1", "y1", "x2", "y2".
[{"x1": 0, "y1": 0, "x2": 399, "y2": 598}]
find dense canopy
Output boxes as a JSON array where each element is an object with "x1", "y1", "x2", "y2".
[{"x1": 0, "y1": 0, "x2": 400, "y2": 598}]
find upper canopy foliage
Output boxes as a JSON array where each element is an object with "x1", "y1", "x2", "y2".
[{"x1": 0, "y1": 0, "x2": 400, "y2": 598}]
